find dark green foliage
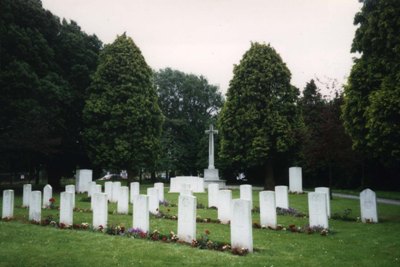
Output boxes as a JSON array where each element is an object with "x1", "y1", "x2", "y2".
[{"x1": 83, "y1": 34, "x2": 163, "y2": 175}]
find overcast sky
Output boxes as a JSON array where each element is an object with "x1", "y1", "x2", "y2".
[{"x1": 41, "y1": 0, "x2": 362, "y2": 95}]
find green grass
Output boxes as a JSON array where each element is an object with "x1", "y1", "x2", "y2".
[
  {"x1": 332, "y1": 189, "x2": 400, "y2": 200},
  {"x1": 1, "y1": 185, "x2": 400, "y2": 267}
]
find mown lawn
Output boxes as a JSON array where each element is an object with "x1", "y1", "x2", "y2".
[{"x1": 0, "y1": 184, "x2": 399, "y2": 267}]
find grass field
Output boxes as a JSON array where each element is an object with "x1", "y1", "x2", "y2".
[{"x1": 1, "y1": 184, "x2": 399, "y2": 267}]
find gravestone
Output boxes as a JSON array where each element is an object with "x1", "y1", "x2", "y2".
[
  {"x1": 22, "y1": 184, "x2": 32, "y2": 207},
  {"x1": 275, "y1": 185, "x2": 289, "y2": 209},
  {"x1": 88, "y1": 181, "x2": 97, "y2": 197},
  {"x1": 308, "y1": 192, "x2": 328, "y2": 228},
  {"x1": 42, "y1": 184, "x2": 53, "y2": 208},
  {"x1": 289, "y1": 167, "x2": 303, "y2": 193},
  {"x1": 130, "y1": 182, "x2": 140, "y2": 204},
  {"x1": 180, "y1": 189, "x2": 193, "y2": 196},
  {"x1": 259, "y1": 191, "x2": 277, "y2": 228},
  {"x1": 65, "y1": 185, "x2": 75, "y2": 208},
  {"x1": 207, "y1": 183, "x2": 219, "y2": 208},
  {"x1": 177, "y1": 194, "x2": 197, "y2": 243},
  {"x1": 133, "y1": 195, "x2": 149, "y2": 232},
  {"x1": 75, "y1": 169, "x2": 93, "y2": 193},
  {"x1": 218, "y1": 190, "x2": 232, "y2": 224},
  {"x1": 169, "y1": 176, "x2": 205, "y2": 193},
  {"x1": 93, "y1": 193, "x2": 108, "y2": 229},
  {"x1": 117, "y1": 186, "x2": 129, "y2": 214},
  {"x1": 104, "y1": 181, "x2": 113, "y2": 202},
  {"x1": 111, "y1": 182, "x2": 121, "y2": 203},
  {"x1": 60, "y1": 192, "x2": 74, "y2": 226},
  {"x1": 147, "y1": 187, "x2": 159, "y2": 214},
  {"x1": 240, "y1": 184, "x2": 253, "y2": 208},
  {"x1": 29, "y1": 191, "x2": 41, "y2": 223},
  {"x1": 360, "y1": 188, "x2": 378, "y2": 223},
  {"x1": 91, "y1": 185, "x2": 102, "y2": 210},
  {"x1": 315, "y1": 187, "x2": 331, "y2": 217},
  {"x1": 2, "y1": 190, "x2": 14, "y2": 219},
  {"x1": 203, "y1": 124, "x2": 226, "y2": 188},
  {"x1": 154, "y1": 182, "x2": 164, "y2": 202},
  {"x1": 231, "y1": 199, "x2": 253, "y2": 252}
]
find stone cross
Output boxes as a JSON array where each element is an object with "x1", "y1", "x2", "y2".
[{"x1": 205, "y1": 124, "x2": 218, "y2": 169}]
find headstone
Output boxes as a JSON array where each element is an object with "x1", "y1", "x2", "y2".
[
  {"x1": 360, "y1": 188, "x2": 378, "y2": 223},
  {"x1": 231, "y1": 199, "x2": 253, "y2": 252},
  {"x1": 308, "y1": 192, "x2": 329, "y2": 228},
  {"x1": 275, "y1": 185, "x2": 289, "y2": 209},
  {"x1": 259, "y1": 191, "x2": 277, "y2": 228},
  {"x1": 2, "y1": 190, "x2": 14, "y2": 219},
  {"x1": 315, "y1": 187, "x2": 331, "y2": 218},
  {"x1": 147, "y1": 187, "x2": 159, "y2": 214},
  {"x1": 218, "y1": 190, "x2": 232, "y2": 224},
  {"x1": 93, "y1": 193, "x2": 108, "y2": 229},
  {"x1": 207, "y1": 183, "x2": 219, "y2": 208},
  {"x1": 88, "y1": 181, "x2": 97, "y2": 197},
  {"x1": 154, "y1": 182, "x2": 164, "y2": 202},
  {"x1": 60, "y1": 192, "x2": 74, "y2": 226},
  {"x1": 180, "y1": 189, "x2": 193, "y2": 196},
  {"x1": 42, "y1": 184, "x2": 53, "y2": 208},
  {"x1": 91, "y1": 185, "x2": 102, "y2": 210},
  {"x1": 104, "y1": 181, "x2": 113, "y2": 202},
  {"x1": 130, "y1": 182, "x2": 140, "y2": 204},
  {"x1": 240, "y1": 184, "x2": 253, "y2": 208},
  {"x1": 111, "y1": 182, "x2": 121, "y2": 203},
  {"x1": 133, "y1": 195, "x2": 149, "y2": 232},
  {"x1": 117, "y1": 186, "x2": 129, "y2": 214},
  {"x1": 169, "y1": 176, "x2": 205, "y2": 193},
  {"x1": 177, "y1": 194, "x2": 197, "y2": 243},
  {"x1": 75, "y1": 169, "x2": 93, "y2": 193},
  {"x1": 22, "y1": 184, "x2": 32, "y2": 207},
  {"x1": 65, "y1": 185, "x2": 75, "y2": 208},
  {"x1": 29, "y1": 191, "x2": 41, "y2": 223},
  {"x1": 289, "y1": 167, "x2": 303, "y2": 193}
]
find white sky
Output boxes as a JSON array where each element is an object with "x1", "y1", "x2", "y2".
[{"x1": 41, "y1": 0, "x2": 362, "y2": 95}]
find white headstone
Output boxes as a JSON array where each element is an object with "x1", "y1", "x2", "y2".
[
  {"x1": 22, "y1": 184, "x2": 32, "y2": 207},
  {"x1": 133, "y1": 195, "x2": 149, "y2": 232},
  {"x1": 218, "y1": 190, "x2": 232, "y2": 224},
  {"x1": 111, "y1": 182, "x2": 121, "y2": 203},
  {"x1": 93, "y1": 193, "x2": 108, "y2": 229},
  {"x1": 88, "y1": 181, "x2": 97, "y2": 197},
  {"x1": 104, "y1": 181, "x2": 113, "y2": 202},
  {"x1": 60, "y1": 192, "x2": 74, "y2": 226},
  {"x1": 154, "y1": 183, "x2": 164, "y2": 202},
  {"x1": 42, "y1": 184, "x2": 53, "y2": 208},
  {"x1": 75, "y1": 169, "x2": 93, "y2": 193},
  {"x1": 65, "y1": 185, "x2": 75, "y2": 208},
  {"x1": 289, "y1": 167, "x2": 303, "y2": 193},
  {"x1": 169, "y1": 176, "x2": 205, "y2": 193},
  {"x1": 29, "y1": 191, "x2": 41, "y2": 223},
  {"x1": 117, "y1": 186, "x2": 129, "y2": 214},
  {"x1": 177, "y1": 194, "x2": 197, "y2": 243},
  {"x1": 315, "y1": 187, "x2": 331, "y2": 218},
  {"x1": 360, "y1": 188, "x2": 378, "y2": 223},
  {"x1": 180, "y1": 189, "x2": 193, "y2": 196},
  {"x1": 91, "y1": 185, "x2": 102, "y2": 210},
  {"x1": 207, "y1": 183, "x2": 219, "y2": 208},
  {"x1": 308, "y1": 192, "x2": 329, "y2": 228},
  {"x1": 2, "y1": 190, "x2": 14, "y2": 219},
  {"x1": 231, "y1": 199, "x2": 253, "y2": 252},
  {"x1": 275, "y1": 185, "x2": 289, "y2": 209},
  {"x1": 240, "y1": 184, "x2": 253, "y2": 208},
  {"x1": 130, "y1": 182, "x2": 140, "y2": 204},
  {"x1": 147, "y1": 187, "x2": 159, "y2": 214},
  {"x1": 259, "y1": 191, "x2": 277, "y2": 228}
]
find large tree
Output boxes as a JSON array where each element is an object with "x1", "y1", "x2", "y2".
[
  {"x1": 83, "y1": 34, "x2": 163, "y2": 178},
  {"x1": 219, "y1": 42, "x2": 301, "y2": 189}
]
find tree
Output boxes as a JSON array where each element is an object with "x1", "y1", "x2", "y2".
[
  {"x1": 83, "y1": 34, "x2": 163, "y2": 178},
  {"x1": 218, "y1": 42, "x2": 301, "y2": 189},
  {"x1": 154, "y1": 68, "x2": 223, "y2": 176}
]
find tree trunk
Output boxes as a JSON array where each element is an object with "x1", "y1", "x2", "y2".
[{"x1": 264, "y1": 159, "x2": 275, "y2": 190}]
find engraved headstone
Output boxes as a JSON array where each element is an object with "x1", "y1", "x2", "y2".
[
  {"x1": 91, "y1": 185, "x2": 102, "y2": 210},
  {"x1": 22, "y1": 184, "x2": 32, "y2": 207},
  {"x1": 147, "y1": 187, "x2": 159, "y2": 214},
  {"x1": 104, "y1": 181, "x2": 113, "y2": 202},
  {"x1": 65, "y1": 185, "x2": 75, "y2": 208},
  {"x1": 208, "y1": 183, "x2": 219, "y2": 208},
  {"x1": 2, "y1": 190, "x2": 14, "y2": 219},
  {"x1": 42, "y1": 184, "x2": 53, "y2": 208},
  {"x1": 240, "y1": 184, "x2": 253, "y2": 208},
  {"x1": 93, "y1": 193, "x2": 108, "y2": 229},
  {"x1": 88, "y1": 181, "x2": 97, "y2": 197},
  {"x1": 60, "y1": 192, "x2": 73, "y2": 226},
  {"x1": 177, "y1": 194, "x2": 197, "y2": 243},
  {"x1": 259, "y1": 191, "x2": 277, "y2": 228},
  {"x1": 154, "y1": 182, "x2": 164, "y2": 202},
  {"x1": 315, "y1": 187, "x2": 331, "y2": 218},
  {"x1": 275, "y1": 185, "x2": 289, "y2": 209},
  {"x1": 289, "y1": 167, "x2": 303, "y2": 193},
  {"x1": 75, "y1": 169, "x2": 93, "y2": 193},
  {"x1": 218, "y1": 190, "x2": 232, "y2": 224},
  {"x1": 117, "y1": 186, "x2": 129, "y2": 214},
  {"x1": 231, "y1": 199, "x2": 253, "y2": 252},
  {"x1": 360, "y1": 188, "x2": 378, "y2": 223},
  {"x1": 111, "y1": 182, "x2": 121, "y2": 203},
  {"x1": 130, "y1": 182, "x2": 140, "y2": 204},
  {"x1": 308, "y1": 192, "x2": 328, "y2": 228},
  {"x1": 133, "y1": 195, "x2": 149, "y2": 232},
  {"x1": 29, "y1": 191, "x2": 41, "y2": 223}
]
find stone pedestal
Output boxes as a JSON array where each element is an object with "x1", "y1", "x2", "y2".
[{"x1": 203, "y1": 169, "x2": 226, "y2": 188}]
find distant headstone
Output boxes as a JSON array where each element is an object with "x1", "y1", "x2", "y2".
[
  {"x1": 289, "y1": 167, "x2": 303, "y2": 193},
  {"x1": 207, "y1": 183, "x2": 219, "y2": 208},
  {"x1": 218, "y1": 190, "x2": 232, "y2": 224},
  {"x1": 315, "y1": 187, "x2": 331, "y2": 218},
  {"x1": 75, "y1": 169, "x2": 93, "y2": 193},
  {"x1": 42, "y1": 184, "x2": 52, "y2": 208},
  {"x1": 104, "y1": 181, "x2": 113, "y2": 202},
  {"x1": 88, "y1": 181, "x2": 97, "y2": 197},
  {"x1": 147, "y1": 187, "x2": 159, "y2": 214},
  {"x1": 154, "y1": 183, "x2": 164, "y2": 202},
  {"x1": 275, "y1": 185, "x2": 289, "y2": 209},
  {"x1": 111, "y1": 182, "x2": 121, "y2": 203},
  {"x1": 117, "y1": 186, "x2": 129, "y2": 214},
  {"x1": 22, "y1": 184, "x2": 32, "y2": 207},
  {"x1": 231, "y1": 199, "x2": 253, "y2": 252},
  {"x1": 180, "y1": 189, "x2": 193, "y2": 196},
  {"x1": 29, "y1": 191, "x2": 41, "y2": 223},
  {"x1": 130, "y1": 182, "x2": 140, "y2": 204},
  {"x1": 259, "y1": 191, "x2": 277, "y2": 228},
  {"x1": 91, "y1": 185, "x2": 102, "y2": 210},
  {"x1": 169, "y1": 176, "x2": 204, "y2": 193},
  {"x1": 65, "y1": 185, "x2": 75, "y2": 208},
  {"x1": 177, "y1": 194, "x2": 197, "y2": 243},
  {"x1": 2, "y1": 190, "x2": 14, "y2": 219},
  {"x1": 133, "y1": 195, "x2": 149, "y2": 233},
  {"x1": 240, "y1": 184, "x2": 253, "y2": 208},
  {"x1": 93, "y1": 193, "x2": 108, "y2": 229},
  {"x1": 360, "y1": 188, "x2": 378, "y2": 223},
  {"x1": 308, "y1": 192, "x2": 328, "y2": 228},
  {"x1": 60, "y1": 192, "x2": 74, "y2": 226}
]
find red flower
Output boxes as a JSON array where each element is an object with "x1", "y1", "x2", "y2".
[
  {"x1": 49, "y1": 198, "x2": 56, "y2": 203},
  {"x1": 205, "y1": 229, "x2": 210, "y2": 235}
]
